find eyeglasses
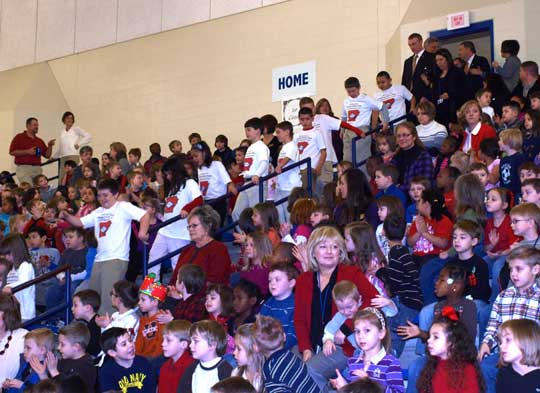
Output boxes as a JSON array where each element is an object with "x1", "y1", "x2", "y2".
[{"x1": 511, "y1": 218, "x2": 531, "y2": 224}]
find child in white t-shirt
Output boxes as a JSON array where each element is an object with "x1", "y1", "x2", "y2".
[
  {"x1": 342, "y1": 76, "x2": 390, "y2": 166},
  {"x1": 294, "y1": 107, "x2": 327, "y2": 192},
  {"x1": 96, "y1": 280, "x2": 140, "y2": 338},
  {"x1": 476, "y1": 88, "x2": 495, "y2": 121},
  {"x1": 60, "y1": 178, "x2": 149, "y2": 314},
  {"x1": 374, "y1": 71, "x2": 414, "y2": 123},
  {"x1": 274, "y1": 121, "x2": 302, "y2": 223},
  {"x1": 232, "y1": 118, "x2": 270, "y2": 221}
]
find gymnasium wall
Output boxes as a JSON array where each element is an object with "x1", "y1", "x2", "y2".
[{"x1": 0, "y1": 0, "x2": 411, "y2": 172}]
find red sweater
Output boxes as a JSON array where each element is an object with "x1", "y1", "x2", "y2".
[
  {"x1": 431, "y1": 360, "x2": 480, "y2": 393},
  {"x1": 459, "y1": 123, "x2": 496, "y2": 154},
  {"x1": 158, "y1": 351, "x2": 194, "y2": 393},
  {"x1": 171, "y1": 240, "x2": 232, "y2": 285},
  {"x1": 294, "y1": 264, "x2": 379, "y2": 355}
]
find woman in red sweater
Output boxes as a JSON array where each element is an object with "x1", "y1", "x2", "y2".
[
  {"x1": 294, "y1": 226, "x2": 378, "y2": 389},
  {"x1": 417, "y1": 306, "x2": 485, "y2": 393},
  {"x1": 459, "y1": 100, "x2": 496, "y2": 161},
  {"x1": 170, "y1": 205, "x2": 232, "y2": 286}
]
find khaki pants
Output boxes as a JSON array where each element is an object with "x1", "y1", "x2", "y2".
[
  {"x1": 319, "y1": 161, "x2": 334, "y2": 186},
  {"x1": 89, "y1": 259, "x2": 128, "y2": 314},
  {"x1": 59, "y1": 155, "x2": 80, "y2": 180},
  {"x1": 342, "y1": 127, "x2": 371, "y2": 169},
  {"x1": 16, "y1": 165, "x2": 42, "y2": 185},
  {"x1": 300, "y1": 168, "x2": 317, "y2": 195}
]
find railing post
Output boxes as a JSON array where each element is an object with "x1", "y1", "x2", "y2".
[
  {"x1": 143, "y1": 244, "x2": 148, "y2": 277},
  {"x1": 57, "y1": 159, "x2": 62, "y2": 182},
  {"x1": 258, "y1": 179, "x2": 264, "y2": 203},
  {"x1": 307, "y1": 157, "x2": 312, "y2": 198},
  {"x1": 352, "y1": 138, "x2": 357, "y2": 168},
  {"x1": 65, "y1": 269, "x2": 71, "y2": 325}
]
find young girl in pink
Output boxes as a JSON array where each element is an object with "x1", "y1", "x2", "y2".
[
  {"x1": 205, "y1": 283, "x2": 235, "y2": 354},
  {"x1": 376, "y1": 195, "x2": 404, "y2": 258},
  {"x1": 280, "y1": 198, "x2": 315, "y2": 245},
  {"x1": 76, "y1": 186, "x2": 99, "y2": 218},
  {"x1": 239, "y1": 231, "x2": 272, "y2": 297},
  {"x1": 375, "y1": 132, "x2": 397, "y2": 163}
]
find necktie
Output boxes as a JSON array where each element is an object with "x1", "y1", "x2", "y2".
[{"x1": 411, "y1": 54, "x2": 418, "y2": 89}]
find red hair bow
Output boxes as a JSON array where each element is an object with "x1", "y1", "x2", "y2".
[{"x1": 441, "y1": 306, "x2": 459, "y2": 321}]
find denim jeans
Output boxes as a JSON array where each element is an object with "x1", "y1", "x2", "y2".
[
  {"x1": 405, "y1": 355, "x2": 427, "y2": 393},
  {"x1": 480, "y1": 352, "x2": 499, "y2": 393},
  {"x1": 389, "y1": 296, "x2": 419, "y2": 357},
  {"x1": 483, "y1": 254, "x2": 506, "y2": 303},
  {"x1": 306, "y1": 346, "x2": 348, "y2": 393},
  {"x1": 415, "y1": 302, "x2": 435, "y2": 355}
]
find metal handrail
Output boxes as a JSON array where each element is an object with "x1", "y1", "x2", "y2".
[
  {"x1": 10, "y1": 158, "x2": 62, "y2": 182},
  {"x1": 141, "y1": 159, "x2": 312, "y2": 276},
  {"x1": 14, "y1": 264, "x2": 72, "y2": 328},
  {"x1": 351, "y1": 114, "x2": 408, "y2": 169}
]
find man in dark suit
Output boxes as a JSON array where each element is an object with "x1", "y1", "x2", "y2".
[
  {"x1": 401, "y1": 33, "x2": 436, "y2": 104},
  {"x1": 458, "y1": 41, "x2": 491, "y2": 99},
  {"x1": 512, "y1": 61, "x2": 540, "y2": 102}
]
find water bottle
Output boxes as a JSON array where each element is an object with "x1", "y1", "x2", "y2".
[{"x1": 36, "y1": 147, "x2": 41, "y2": 157}]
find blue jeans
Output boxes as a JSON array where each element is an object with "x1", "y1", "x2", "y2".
[
  {"x1": 306, "y1": 346, "x2": 347, "y2": 393},
  {"x1": 474, "y1": 299, "x2": 491, "y2": 343},
  {"x1": 416, "y1": 302, "x2": 435, "y2": 355},
  {"x1": 480, "y1": 352, "x2": 499, "y2": 393},
  {"x1": 419, "y1": 258, "x2": 446, "y2": 305},
  {"x1": 406, "y1": 355, "x2": 427, "y2": 393},
  {"x1": 389, "y1": 296, "x2": 419, "y2": 357},
  {"x1": 483, "y1": 255, "x2": 506, "y2": 303}
]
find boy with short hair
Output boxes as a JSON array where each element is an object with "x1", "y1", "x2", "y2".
[
  {"x1": 178, "y1": 320, "x2": 233, "y2": 393},
  {"x1": 166, "y1": 264, "x2": 207, "y2": 322},
  {"x1": 374, "y1": 70, "x2": 415, "y2": 123},
  {"x1": 72, "y1": 289, "x2": 102, "y2": 357},
  {"x1": 71, "y1": 146, "x2": 100, "y2": 186},
  {"x1": 127, "y1": 148, "x2": 143, "y2": 171},
  {"x1": 341, "y1": 76, "x2": 389, "y2": 165},
  {"x1": 530, "y1": 91, "x2": 540, "y2": 111},
  {"x1": 100, "y1": 327, "x2": 156, "y2": 393},
  {"x1": 510, "y1": 203, "x2": 540, "y2": 248},
  {"x1": 189, "y1": 133, "x2": 202, "y2": 146},
  {"x1": 499, "y1": 128, "x2": 527, "y2": 201},
  {"x1": 521, "y1": 178, "x2": 540, "y2": 206},
  {"x1": 253, "y1": 315, "x2": 318, "y2": 393},
  {"x1": 232, "y1": 118, "x2": 270, "y2": 221},
  {"x1": 469, "y1": 162, "x2": 490, "y2": 190},
  {"x1": 478, "y1": 246, "x2": 540, "y2": 393},
  {"x1": 109, "y1": 162, "x2": 127, "y2": 194},
  {"x1": 61, "y1": 160, "x2": 77, "y2": 187},
  {"x1": 33, "y1": 174, "x2": 56, "y2": 203},
  {"x1": 135, "y1": 274, "x2": 167, "y2": 358},
  {"x1": 519, "y1": 161, "x2": 539, "y2": 184},
  {"x1": 169, "y1": 139, "x2": 183, "y2": 156},
  {"x1": 384, "y1": 212, "x2": 422, "y2": 357},
  {"x1": 126, "y1": 171, "x2": 144, "y2": 205},
  {"x1": 260, "y1": 262, "x2": 298, "y2": 350},
  {"x1": 374, "y1": 163, "x2": 407, "y2": 209},
  {"x1": 0, "y1": 196, "x2": 16, "y2": 235},
  {"x1": 59, "y1": 178, "x2": 149, "y2": 314},
  {"x1": 42, "y1": 322, "x2": 97, "y2": 391},
  {"x1": 214, "y1": 135, "x2": 234, "y2": 168},
  {"x1": 2, "y1": 328, "x2": 55, "y2": 393},
  {"x1": 309, "y1": 204, "x2": 332, "y2": 227},
  {"x1": 295, "y1": 107, "x2": 327, "y2": 191},
  {"x1": 497, "y1": 101, "x2": 523, "y2": 132},
  {"x1": 159, "y1": 320, "x2": 194, "y2": 393},
  {"x1": 476, "y1": 88, "x2": 495, "y2": 121},
  {"x1": 27, "y1": 226, "x2": 60, "y2": 310}
]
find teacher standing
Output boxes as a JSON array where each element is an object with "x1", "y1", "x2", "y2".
[{"x1": 55, "y1": 111, "x2": 91, "y2": 179}]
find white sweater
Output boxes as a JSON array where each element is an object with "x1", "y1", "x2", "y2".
[{"x1": 416, "y1": 121, "x2": 448, "y2": 149}]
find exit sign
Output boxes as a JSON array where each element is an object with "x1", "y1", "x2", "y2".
[{"x1": 447, "y1": 11, "x2": 470, "y2": 30}]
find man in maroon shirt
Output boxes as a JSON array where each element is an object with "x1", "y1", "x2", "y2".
[{"x1": 9, "y1": 117, "x2": 55, "y2": 184}]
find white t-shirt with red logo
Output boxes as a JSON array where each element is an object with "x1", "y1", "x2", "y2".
[
  {"x1": 80, "y1": 201, "x2": 146, "y2": 262},
  {"x1": 313, "y1": 114, "x2": 341, "y2": 163},
  {"x1": 342, "y1": 93, "x2": 383, "y2": 128},
  {"x1": 242, "y1": 140, "x2": 270, "y2": 179},
  {"x1": 198, "y1": 161, "x2": 231, "y2": 200},
  {"x1": 374, "y1": 84, "x2": 412, "y2": 123},
  {"x1": 160, "y1": 179, "x2": 202, "y2": 240},
  {"x1": 294, "y1": 128, "x2": 326, "y2": 170},
  {"x1": 277, "y1": 141, "x2": 302, "y2": 191}
]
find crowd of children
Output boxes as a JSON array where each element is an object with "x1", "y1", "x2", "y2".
[{"x1": 1, "y1": 36, "x2": 540, "y2": 393}]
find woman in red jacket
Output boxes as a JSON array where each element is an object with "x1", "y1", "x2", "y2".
[
  {"x1": 170, "y1": 205, "x2": 232, "y2": 286},
  {"x1": 294, "y1": 226, "x2": 378, "y2": 390},
  {"x1": 459, "y1": 100, "x2": 496, "y2": 161}
]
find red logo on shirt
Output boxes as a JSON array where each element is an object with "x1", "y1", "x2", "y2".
[
  {"x1": 383, "y1": 98, "x2": 395, "y2": 109},
  {"x1": 297, "y1": 141, "x2": 309, "y2": 154},
  {"x1": 99, "y1": 221, "x2": 112, "y2": 238},
  {"x1": 164, "y1": 196, "x2": 178, "y2": 213},
  {"x1": 200, "y1": 181, "x2": 209, "y2": 196},
  {"x1": 347, "y1": 109, "x2": 360, "y2": 122},
  {"x1": 244, "y1": 157, "x2": 253, "y2": 171}
]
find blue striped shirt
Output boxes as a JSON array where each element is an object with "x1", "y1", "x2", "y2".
[
  {"x1": 263, "y1": 349, "x2": 319, "y2": 393},
  {"x1": 260, "y1": 294, "x2": 297, "y2": 349},
  {"x1": 344, "y1": 348, "x2": 404, "y2": 393}
]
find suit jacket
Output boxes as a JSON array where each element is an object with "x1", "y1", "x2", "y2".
[
  {"x1": 512, "y1": 77, "x2": 540, "y2": 100},
  {"x1": 465, "y1": 54, "x2": 491, "y2": 99},
  {"x1": 402, "y1": 51, "x2": 436, "y2": 101}
]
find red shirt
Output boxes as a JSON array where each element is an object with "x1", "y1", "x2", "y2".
[
  {"x1": 158, "y1": 351, "x2": 194, "y2": 393},
  {"x1": 459, "y1": 124, "x2": 497, "y2": 155},
  {"x1": 294, "y1": 264, "x2": 379, "y2": 355},
  {"x1": 431, "y1": 360, "x2": 480, "y2": 393},
  {"x1": 484, "y1": 214, "x2": 520, "y2": 253},
  {"x1": 444, "y1": 191, "x2": 455, "y2": 219},
  {"x1": 172, "y1": 240, "x2": 232, "y2": 285},
  {"x1": 409, "y1": 215, "x2": 453, "y2": 256},
  {"x1": 9, "y1": 132, "x2": 47, "y2": 165}
]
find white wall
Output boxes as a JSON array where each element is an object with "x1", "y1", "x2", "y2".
[{"x1": 0, "y1": 0, "x2": 288, "y2": 72}]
